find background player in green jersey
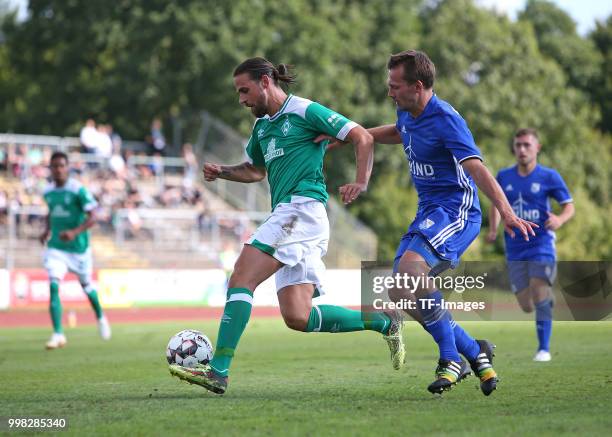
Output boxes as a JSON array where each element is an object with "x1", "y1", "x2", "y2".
[
  {"x1": 169, "y1": 57, "x2": 404, "y2": 394},
  {"x1": 39, "y1": 151, "x2": 111, "y2": 349}
]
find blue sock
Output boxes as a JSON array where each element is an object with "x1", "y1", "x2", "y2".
[
  {"x1": 535, "y1": 298, "x2": 553, "y2": 352},
  {"x1": 418, "y1": 291, "x2": 461, "y2": 362},
  {"x1": 449, "y1": 320, "x2": 480, "y2": 361}
]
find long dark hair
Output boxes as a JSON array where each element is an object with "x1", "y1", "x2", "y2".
[{"x1": 233, "y1": 57, "x2": 296, "y2": 87}]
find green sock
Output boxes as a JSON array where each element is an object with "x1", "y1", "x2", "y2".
[
  {"x1": 83, "y1": 285, "x2": 103, "y2": 319},
  {"x1": 305, "y1": 305, "x2": 391, "y2": 334},
  {"x1": 49, "y1": 281, "x2": 63, "y2": 334},
  {"x1": 209, "y1": 288, "x2": 253, "y2": 377}
]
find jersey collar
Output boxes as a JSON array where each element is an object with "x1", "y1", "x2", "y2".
[
  {"x1": 269, "y1": 94, "x2": 293, "y2": 122},
  {"x1": 420, "y1": 93, "x2": 437, "y2": 118},
  {"x1": 514, "y1": 163, "x2": 540, "y2": 178},
  {"x1": 404, "y1": 93, "x2": 437, "y2": 120}
]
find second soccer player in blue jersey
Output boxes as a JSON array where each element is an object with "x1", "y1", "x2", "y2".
[
  {"x1": 330, "y1": 50, "x2": 538, "y2": 395},
  {"x1": 487, "y1": 128, "x2": 574, "y2": 362}
]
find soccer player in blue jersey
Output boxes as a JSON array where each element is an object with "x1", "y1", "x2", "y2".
[
  {"x1": 329, "y1": 50, "x2": 537, "y2": 395},
  {"x1": 487, "y1": 128, "x2": 574, "y2": 362}
]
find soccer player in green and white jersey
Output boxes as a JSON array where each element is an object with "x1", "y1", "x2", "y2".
[
  {"x1": 39, "y1": 151, "x2": 111, "y2": 349},
  {"x1": 169, "y1": 57, "x2": 404, "y2": 394}
]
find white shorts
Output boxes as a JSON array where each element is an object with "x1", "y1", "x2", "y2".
[
  {"x1": 247, "y1": 197, "x2": 329, "y2": 295},
  {"x1": 43, "y1": 248, "x2": 93, "y2": 284}
]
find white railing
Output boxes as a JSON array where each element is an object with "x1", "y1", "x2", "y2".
[{"x1": 1, "y1": 127, "x2": 378, "y2": 265}]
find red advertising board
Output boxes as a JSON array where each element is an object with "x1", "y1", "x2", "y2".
[{"x1": 10, "y1": 269, "x2": 97, "y2": 307}]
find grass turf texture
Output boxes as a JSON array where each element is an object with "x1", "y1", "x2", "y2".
[{"x1": 1, "y1": 320, "x2": 610, "y2": 436}]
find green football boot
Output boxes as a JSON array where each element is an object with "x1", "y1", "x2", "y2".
[
  {"x1": 382, "y1": 314, "x2": 406, "y2": 370},
  {"x1": 169, "y1": 363, "x2": 228, "y2": 394}
]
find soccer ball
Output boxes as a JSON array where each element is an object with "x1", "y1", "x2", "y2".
[{"x1": 166, "y1": 329, "x2": 213, "y2": 368}]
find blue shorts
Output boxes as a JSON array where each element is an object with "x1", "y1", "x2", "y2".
[
  {"x1": 507, "y1": 260, "x2": 557, "y2": 293},
  {"x1": 394, "y1": 208, "x2": 481, "y2": 276}
]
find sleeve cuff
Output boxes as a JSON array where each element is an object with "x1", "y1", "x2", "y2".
[
  {"x1": 458, "y1": 155, "x2": 483, "y2": 164},
  {"x1": 336, "y1": 121, "x2": 358, "y2": 141}
]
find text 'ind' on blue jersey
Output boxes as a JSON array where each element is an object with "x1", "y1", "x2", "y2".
[
  {"x1": 396, "y1": 94, "x2": 483, "y2": 223},
  {"x1": 496, "y1": 164, "x2": 572, "y2": 261}
]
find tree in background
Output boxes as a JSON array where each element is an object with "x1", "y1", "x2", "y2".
[{"x1": 0, "y1": 0, "x2": 609, "y2": 259}]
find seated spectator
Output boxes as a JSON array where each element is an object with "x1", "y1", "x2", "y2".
[
  {"x1": 109, "y1": 143, "x2": 127, "y2": 179},
  {"x1": 149, "y1": 117, "x2": 167, "y2": 156},
  {"x1": 0, "y1": 190, "x2": 8, "y2": 226},
  {"x1": 182, "y1": 143, "x2": 198, "y2": 189},
  {"x1": 80, "y1": 119, "x2": 98, "y2": 153},
  {"x1": 96, "y1": 124, "x2": 113, "y2": 161},
  {"x1": 0, "y1": 147, "x2": 7, "y2": 172},
  {"x1": 149, "y1": 152, "x2": 164, "y2": 177}
]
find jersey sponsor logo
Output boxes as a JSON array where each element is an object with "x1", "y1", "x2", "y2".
[
  {"x1": 281, "y1": 118, "x2": 292, "y2": 136},
  {"x1": 531, "y1": 182, "x2": 541, "y2": 193},
  {"x1": 505, "y1": 184, "x2": 513, "y2": 192},
  {"x1": 512, "y1": 192, "x2": 540, "y2": 221},
  {"x1": 51, "y1": 204, "x2": 71, "y2": 218},
  {"x1": 405, "y1": 134, "x2": 435, "y2": 178},
  {"x1": 419, "y1": 218, "x2": 435, "y2": 230},
  {"x1": 327, "y1": 113, "x2": 342, "y2": 128},
  {"x1": 264, "y1": 138, "x2": 284, "y2": 163}
]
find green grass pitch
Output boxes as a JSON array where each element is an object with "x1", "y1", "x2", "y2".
[{"x1": 1, "y1": 320, "x2": 611, "y2": 436}]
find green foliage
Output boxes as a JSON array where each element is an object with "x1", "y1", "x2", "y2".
[
  {"x1": 0, "y1": 0, "x2": 609, "y2": 259},
  {"x1": 351, "y1": 162, "x2": 418, "y2": 260},
  {"x1": 590, "y1": 16, "x2": 612, "y2": 133}
]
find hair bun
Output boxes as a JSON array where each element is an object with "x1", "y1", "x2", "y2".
[{"x1": 277, "y1": 64, "x2": 288, "y2": 75}]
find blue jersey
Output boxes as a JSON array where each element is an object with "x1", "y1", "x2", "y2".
[
  {"x1": 397, "y1": 95, "x2": 482, "y2": 223},
  {"x1": 496, "y1": 164, "x2": 572, "y2": 261}
]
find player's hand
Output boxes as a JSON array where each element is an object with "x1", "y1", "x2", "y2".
[
  {"x1": 339, "y1": 182, "x2": 367, "y2": 205},
  {"x1": 485, "y1": 229, "x2": 498, "y2": 244},
  {"x1": 314, "y1": 134, "x2": 346, "y2": 151},
  {"x1": 59, "y1": 230, "x2": 77, "y2": 241},
  {"x1": 38, "y1": 231, "x2": 49, "y2": 245},
  {"x1": 545, "y1": 212, "x2": 562, "y2": 230},
  {"x1": 203, "y1": 162, "x2": 222, "y2": 182},
  {"x1": 501, "y1": 212, "x2": 538, "y2": 241}
]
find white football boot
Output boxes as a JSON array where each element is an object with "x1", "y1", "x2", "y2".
[
  {"x1": 533, "y1": 350, "x2": 552, "y2": 362},
  {"x1": 98, "y1": 316, "x2": 112, "y2": 340},
  {"x1": 45, "y1": 333, "x2": 67, "y2": 350}
]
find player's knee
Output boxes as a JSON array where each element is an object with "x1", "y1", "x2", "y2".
[
  {"x1": 518, "y1": 300, "x2": 534, "y2": 313},
  {"x1": 227, "y1": 270, "x2": 257, "y2": 291},
  {"x1": 388, "y1": 287, "x2": 405, "y2": 302},
  {"x1": 400, "y1": 263, "x2": 423, "y2": 279},
  {"x1": 81, "y1": 283, "x2": 94, "y2": 294},
  {"x1": 283, "y1": 313, "x2": 309, "y2": 332}
]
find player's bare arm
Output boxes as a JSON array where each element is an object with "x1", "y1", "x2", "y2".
[
  {"x1": 486, "y1": 206, "x2": 501, "y2": 243},
  {"x1": 545, "y1": 202, "x2": 575, "y2": 230},
  {"x1": 60, "y1": 210, "x2": 96, "y2": 241},
  {"x1": 339, "y1": 125, "x2": 374, "y2": 204},
  {"x1": 203, "y1": 161, "x2": 266, "y2": 183},
  {"x1": 368, "y1": 124, "x2": 402, "y2": 144},
  {"x1": 461, "y1": 158, "x2": 537, "y2": 241},
  {"x1": 320, "y1": 123, "x2": 400, "y2": 151}
]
